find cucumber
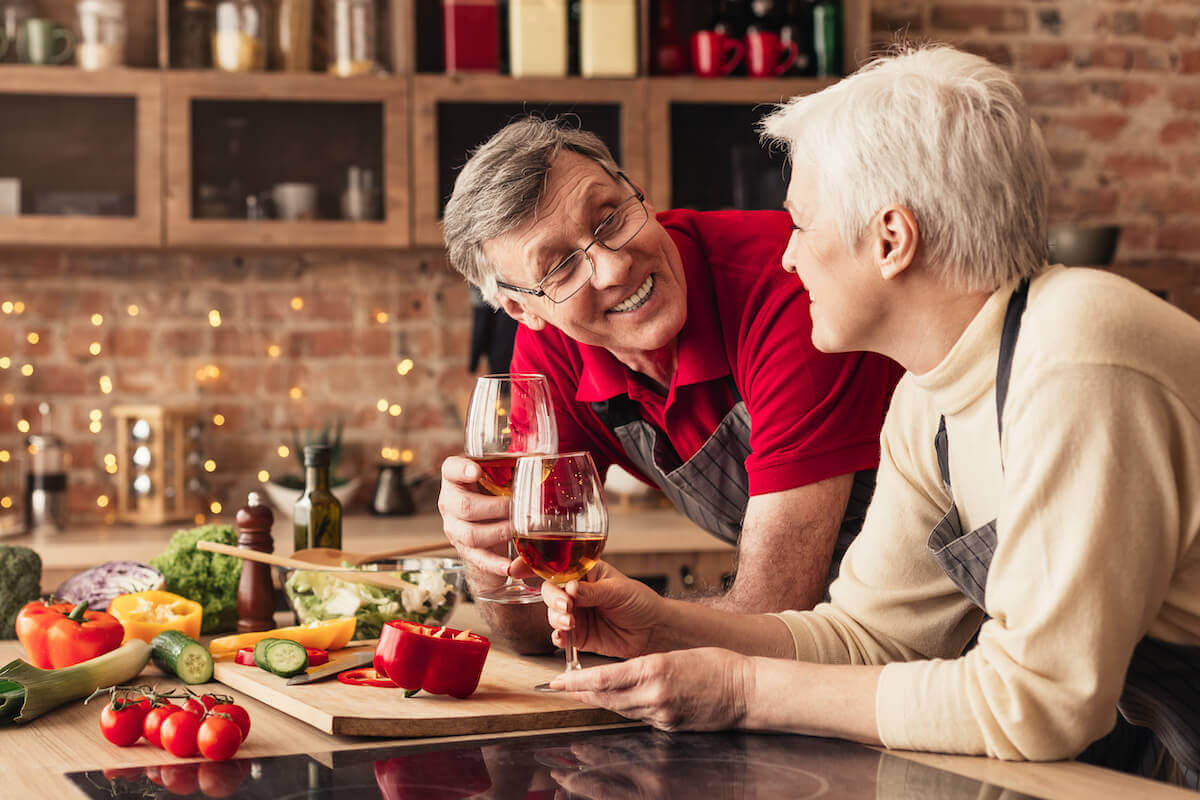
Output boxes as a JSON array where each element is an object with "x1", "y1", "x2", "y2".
[
  {"x1": 253, "y1": 637, "x2": 281, "y2": 668},
  {"x1": 150, "y1": 630, "x2": 214, "y2": 685},
  {"x1": 255, "y1": 639, "x2": 308, "y2": 678}
]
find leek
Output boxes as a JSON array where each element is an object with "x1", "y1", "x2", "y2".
[{"x1": 0, "y1": 639, "x2": 151, "y2": 725}]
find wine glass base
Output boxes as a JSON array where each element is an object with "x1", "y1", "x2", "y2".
[{"x1": 473, "y1": 583, "x2": 545, "y2": 605}]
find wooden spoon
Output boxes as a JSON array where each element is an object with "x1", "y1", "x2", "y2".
[
  {"x1": 196, "y1": 541, "x2": 418, "y2": 592},
  {"x1": 291, "y1": 539, "x2": 455, "y2": 568}
]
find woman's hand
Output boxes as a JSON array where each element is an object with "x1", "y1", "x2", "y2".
[
  {"x1": 540, "y1": 561, "x2": 663, "y2": 660},
  {"x1": 548, "y1": 647, "x2": 754, "y2": 732}
]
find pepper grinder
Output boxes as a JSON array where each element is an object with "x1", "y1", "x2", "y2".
[{"x1": 235, "y1": 491, "x2": 276, "y2": 633}]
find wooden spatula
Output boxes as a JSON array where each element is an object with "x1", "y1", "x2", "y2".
[
  {"x1": 196, "y1": 540, "x2": 418, "y2": 592},
  {"x1": 291, "y1": 539, "x2": 454, "y2": 567}
]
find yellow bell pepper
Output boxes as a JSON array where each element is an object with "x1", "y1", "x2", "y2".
[
  {"x1": 207, "y1": 617, "x2": 357, "y2": 659},
  {"x1": 108, "y1": 590, "x2": 203, "y2": 644}
]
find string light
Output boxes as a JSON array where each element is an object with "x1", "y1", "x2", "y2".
[
  {"x1": 99, "y1": 375, "x2": 113, "y2": 394},
  {"x1": 257, "y1": 469, "x2": 270, "y2": 482},
  {"x1": 12, "y1": 301, "x2": 23, "y2": 314},
  {"x1": 374, "y1": 311, "x2": 389, "y2": 324},
  {"x1": 89, "y1": 421, "x2": 102, "y2": 434},
  {"x1": 89, "y1": 409, "x2": 103, "y2": 421},
  {"x1": 381, "y1": 447, "x2": 397, "y2": 460},
  {"x1": 127, "y1": 304, "x2": 139, "y2": 316},
  {"x1": 89, "y1": 342, "x2": 102, "y2": 356},
  {"x1": 208, "y1": 309, "x2": 222, "y2": 327},
  {"x1": 96, "y1": 495, "x2": 109, "y2": 508},
  {"x1": 267, "y1": 344, "x2": 281, "y2": 358},
  {"x1": 91, "y1": 313, "x2": 104, "y2": 326},
  {"x1": 388, "y1": 404, "x2": 402, "y2": 416},
  {"x1": 2, "y1": 394, "x2": 12, "y2": 405},
  {"x1": 288, "y1": 386, "x2": 302, "y2": 399},
  {"x1": 0, "y1": 497, "x2": 10, "y2": 509},
  {"x1": 203, "y1": 459, "x2": 216, "y2": 472},
  {"x1": 401, "y1": 449, "x2": 414, "y2": 463},
  {"x1": 105, "y1": 462, "x2": 118, "y2": 474},
  {"x1": 376, "y1": 399, "x2": 388, "y2": 412},
  {"x1": 20, "y1": 364, "x2": 33, "y2": 376},
  {"x1": 1, "y1": 302, "x2": 11, "y2": 314},
  {"x1": 277, "y1": 445, "x2": 290, "y2": 458},
  {"x1": 16, "y1": 420, "x2": 29, "y2": 433},
  {"x1": 209, "y1": 501, "x2": 222, "y2": 514},
  {"x1": 25, "y1": 332, "x2": 38, "y2": 344},
  {"x1": 194, "y1": 513, "x2": 205, "y2": 525},
  {"x1": 0, "y1": 357, "x2": 9, "y2": 369},
  {"x1": 0, "y1": 450, "x2": 8, "y2": 462},
  {"x1": 212, "y1": 413, "x2": 225, "y2": 426},
  {"x1": 290, "y1": 296, "x2": 304, "y2": 311},
  {"x1": 396, "y1": 359, "x2": 414, "y2": 376}
]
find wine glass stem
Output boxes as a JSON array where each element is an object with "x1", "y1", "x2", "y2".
[
  {"x1": 565, "y1": 626, "x2": 581, "y2": 671},
  {"x1": 503, "y1": 540, "x2": 525, "y2": 588}
]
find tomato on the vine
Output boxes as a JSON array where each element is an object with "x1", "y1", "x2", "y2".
[
  {"x1": 198, "y1": 761, "x2": 251, "y2": 798},
  {"x1": 210, "y1": 703, "x2": 251, "y2": 741},
  {"x1": 197, "y1": 714, "x2": 242, "y2": 761},
  {"x1": 158, "y1": 763, "x2": 200, "y2": 796},
  {"x1": 182, "y1": 696, "x2": 207, "y2": 716},
  {"x1": 160, "y1": 709, "x2": 202, "y2": 757},
  {"x1": 98, "y1": 695, "x2": 150, "y2": 747},
  {"x1": 143, "y1": 702, "x2": 179, "y2": 748}
]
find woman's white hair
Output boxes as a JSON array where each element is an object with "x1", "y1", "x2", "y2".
[
  {"x1": 759, "y1": 43, "x2": 1051, "y2": 292},
  {"x1": 443, "y1": 117, "x2": 621, "y2": 306}
]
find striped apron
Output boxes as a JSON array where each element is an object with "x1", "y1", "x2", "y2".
[
  {"x1": 928, "y1": 279, "x2": 1200, "y2": 787},
  {"x1": 591, "y1": 379, "x2": 874, "y2": 587}
]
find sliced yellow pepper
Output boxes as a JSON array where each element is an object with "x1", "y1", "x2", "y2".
[
  {"x1": 208, "y1": 617, "x2": 357, "y2": 659},
  {"x1": 108, "y1": 590, "x2": 203, "y2": 644}
]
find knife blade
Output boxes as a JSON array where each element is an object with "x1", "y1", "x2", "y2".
[{"x1": 286, "y1": 648, "x2": 376, "y2": 685}]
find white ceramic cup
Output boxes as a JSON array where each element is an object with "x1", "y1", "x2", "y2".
[
  {"x1": 272, "y1": 182, "x2": 318, "y2": 220},
  {"x1": 0, "y1": 178, "x2": 19, "y2": 216}
]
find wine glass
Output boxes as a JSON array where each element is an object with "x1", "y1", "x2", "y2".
[
  {"x1": 465, "y1": 373, "x2": 559, "y2": 604},
  {"x1": 510, "y1": 451, "x2": 608, "y2": 689}
]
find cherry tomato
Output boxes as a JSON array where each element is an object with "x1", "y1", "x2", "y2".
[
  {"x1": 183, "y1": 696, "x2": 207, "y2": 716},
  {"x1": 144, "y1": 765, "x2": 164, "y2": 787},
  {"x1": 198, "y1": 760, "x2": 251, "y2": 798},
  {"x1": 159, "y1": 763, "x2": 200, "y2": 796},
  {"x1": 197, "y1": 714, "x2": 242, "y2": 761},
  {"x1": 210, "y1": 703, "x2": 251, "y2": 742},
  {"x1": 143, "y1": 702, "x2": 178, "y2": 748},
  {"x1": 160, "y1": 709, "x2": 202, "y2": 757},
  {"x1": 101, "y1": 767, "x2": 144, "y2": 783},
  {"x1": 199, "y1": 692, "x2": 235, "y2": 711},
  {"x1": 99, "y1": 696, "x2": 150, "y2": 747}
]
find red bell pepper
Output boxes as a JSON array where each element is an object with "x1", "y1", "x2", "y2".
[
  {"x1": 374, "y1": 748, "x2": 492, "y2": 800},
  {"x1": 374, "y1": 622, "x2": 490, "y2": 699},
  {"x1": 15, "y1": 600, "x2": 125, "y2": 669}
]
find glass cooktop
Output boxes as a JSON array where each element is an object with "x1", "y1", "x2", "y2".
[{"x1": 67, "y1": 728, "x2": 1042, "y2": 799}]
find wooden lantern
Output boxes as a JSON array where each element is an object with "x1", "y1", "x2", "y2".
[{"x1": 111, "y1": 404, "x2": 207, "y2": 524}]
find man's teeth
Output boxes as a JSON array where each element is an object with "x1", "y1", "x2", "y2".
[{"x1": 609, "y1": 275, "x2": 654, "y2": 313}]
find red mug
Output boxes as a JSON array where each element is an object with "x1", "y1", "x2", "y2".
[
  {"x1": 690, "y1": 30, "x2": 744, "y2": 78},
  {"x1": 746, "y1": 30, "x2": 799, "y2": 78}
]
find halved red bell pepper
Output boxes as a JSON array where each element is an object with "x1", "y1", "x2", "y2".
[
  {"x1": 15, "y1": 600, "x2": 125, "y2": 669},
  {"x1": 374, "y1": 622, "x2": 490, "y2": 699}
]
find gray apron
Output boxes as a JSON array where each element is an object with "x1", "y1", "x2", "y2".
[
  {"x1": 928, "y1": 278, "x2": 1200, "y2": 787},
  {"x1": 591, "y1": 378, "x2": 873, "y2": 586}
]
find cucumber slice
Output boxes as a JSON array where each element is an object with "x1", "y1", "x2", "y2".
[
  {"x1": 259, "y1": 639, "x2": 308, "y2": 677},
  {"x1": 150, "y1": 630, "x2": 214, "y2": 685},
  {"x1": 253, "y1": 637, "x2": 282, "y2": 669}
]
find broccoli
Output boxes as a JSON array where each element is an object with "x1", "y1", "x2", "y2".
[
  {"x1": 149, "y1": 524, "x2": 242, "y2": 634},
  {"x1": 0, "y1": 546, "x2": 42, "y2": 639}
]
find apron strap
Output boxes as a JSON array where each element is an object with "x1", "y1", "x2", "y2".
[{"x1": 995, "y1": 278, "x2": 1030, "y2": 448}]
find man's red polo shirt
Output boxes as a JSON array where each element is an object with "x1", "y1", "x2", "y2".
[{"x1": 510, "y1": 209, "x2": 903, "y2": 496}]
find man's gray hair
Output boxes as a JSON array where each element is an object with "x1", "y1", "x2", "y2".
[
  {"x1": 759, "y1": 44, "x2": 1051, "y2": 293},
  {"x1": 443, "y1": 117, "x2": 621, "y2": 306}
]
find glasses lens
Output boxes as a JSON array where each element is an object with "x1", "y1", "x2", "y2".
[
  {"x1": 597, "y1": 195, "x2": 647, "y2": 251},
  {"x1": 543, "y1": 251, "x2": 592, "y2": 303}
]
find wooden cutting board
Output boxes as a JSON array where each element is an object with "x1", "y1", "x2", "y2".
[{"x1": 212, "y1": 646, "x2": 628, "y2": 737}]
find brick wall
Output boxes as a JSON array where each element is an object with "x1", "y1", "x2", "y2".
[
  {"x1": 0, "y1": 251, "x2": 476, "y2": 523},
  {"x1": 871, "y1": 0, "x2": 1200, "y2": 316}
]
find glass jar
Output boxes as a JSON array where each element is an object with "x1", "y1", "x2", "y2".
[
  {"x1": 25, "y1": 433, "x2": 68, "y2": 535},
  {"x1": 272, "y1": 0, "x2": 312, "y2": 71},
  {"x1": 327, "y1": 0, "x2": 376, "y2": 77},
  {"x1": 76, "y1": 0, "x2": 126, "y2": 70},
  {"x1": 1, "y1": 0, "x2": 35, "y2": 63},
  {"x1": 174, "y1": 0, "x2": 213, "y2": 68},
  {"x1": 213, "y1": 0, "x2": 268, "y2": 72}
]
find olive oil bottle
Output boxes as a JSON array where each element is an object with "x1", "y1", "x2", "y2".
[{"x1": 293, "y1": 444, "x2": 342, "y2": 551}]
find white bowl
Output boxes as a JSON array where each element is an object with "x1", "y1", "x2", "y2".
[{"x1": 262, "y1": 477, "x2": 361, "y2": 518}]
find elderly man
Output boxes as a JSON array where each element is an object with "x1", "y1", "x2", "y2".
[
  {"x1": 539, "y1": 45, "x2": 1200, "y2": 786},
  {"x1": 439, "y1": 117, "x2": 901, "y2": 648}
]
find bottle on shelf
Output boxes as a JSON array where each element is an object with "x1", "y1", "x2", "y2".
[
  {"x1": 649, "y1": 0, "x2": 683, "y2": 76},
  {"x1": 443, "y1": 0, "x2": 498, "y2": 73},
  {"x1": 272, "y1": 0, "x2": 313, "y2": 72},
  {"x1": 579, "y1": 0, "x2": 636, "y2": 78},
  {"x1": 173, "y1": 0, "x2": 214, "y2": 68},
  {"x1": 812, "y1": 0, "x2": 840, "y2": 77},
  {"x1": 327, "y1": 0, "x2": 377, "y2": 76},
  {"x1": 212, "y1": 0, "x2": 269, "y2": 72},
  {"x1": 75, "y1": 0, "x2": 127, "y2": 70},
  {"x1": 509, "y1": 0, "x2": 566, "y2": 77},
  {"x1": 235, "y1": 491, "x2": 276, "y2": 633},
  {"x1": 780, "y1": 0, "x2": 815, "y2": 77},
  {"x1": 293, "y1": 444, "x2": 343, "y2": 552}
]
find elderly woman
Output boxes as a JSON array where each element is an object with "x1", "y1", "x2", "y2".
[{"x1": 540, "y1": 44, "x2": 1200, "y2": 785}]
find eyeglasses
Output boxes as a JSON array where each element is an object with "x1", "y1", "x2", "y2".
[{"x1": 495, "y1": 173, "x2": 648, "y2": 304}]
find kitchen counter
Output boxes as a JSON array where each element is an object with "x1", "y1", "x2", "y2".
[
  {"x1": 0, "y1": 604, "x2": 1193, "y2": 800},
  {"x1": 16, "y1": 508, "x2": 737, "y2": 597}
]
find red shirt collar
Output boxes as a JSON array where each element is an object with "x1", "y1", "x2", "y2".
[{"x1": 572, "y1": 215, "x2": 731, "y2": 404}]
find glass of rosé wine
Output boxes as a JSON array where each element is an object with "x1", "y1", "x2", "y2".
[
  {"x1": 465, "y1": 373, "x2": 559, "y2": 604},
  {"x1": 510, "y1": 451, "x2": 608, "y2": 688}
]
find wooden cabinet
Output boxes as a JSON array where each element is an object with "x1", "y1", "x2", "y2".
[{"x1": 0, "y1": 0, "x2": 870, "y2": 251}]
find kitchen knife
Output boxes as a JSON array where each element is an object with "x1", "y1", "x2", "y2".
[{"x1": 286, "y1": 648, "x2": 376, "y2": 685}]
